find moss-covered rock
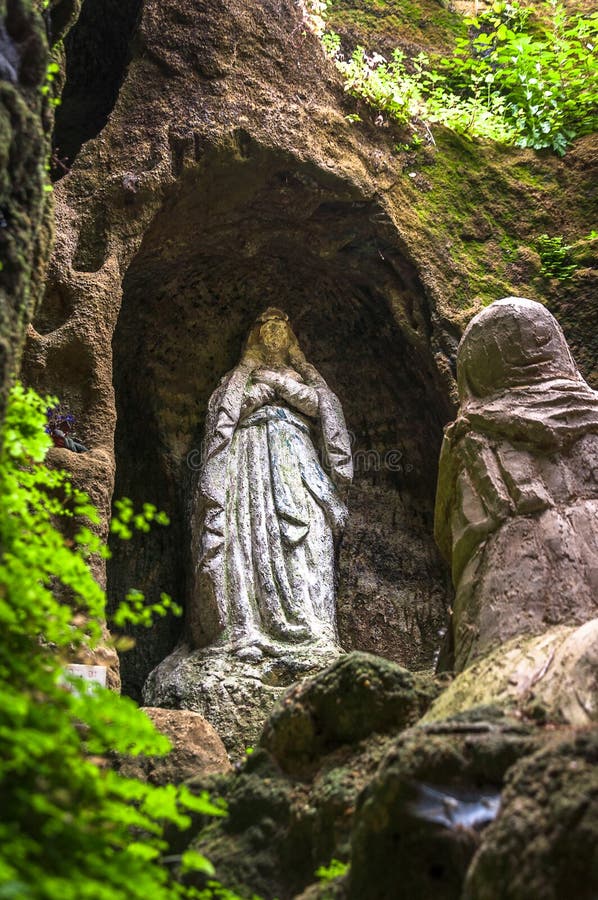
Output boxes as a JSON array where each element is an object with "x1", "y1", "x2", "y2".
[
  {"x1": 184, "y1": 736, "x2": 394, "y2": 900},
  {"x1": 0, "y1": 0, "x2": 81, "y2": 426},
  {"x1": 393, "y1": 130, "x2": 598, "y2": 350},
  {"x1": 325, "y1": 0, "x2": 465, "y2": 57},
  {"x1": 261, "y1": 651, "x2": 442, "y2": 775},
  {"x1": 191, "y1": 751, "x2": 298, "y2": 898},
  {"x1": 181, "y1": 653, "x2": 441, "y2": 899},
  {"x1": 20, "y1": 0, "x2": 597, "y2": 695},
  {"x1": 176, "y1": 652, "x2": 587, "y2": 900},
  {"x1": 464, "y1": 729, "x2": 598, "y2": 900},
  {"x1": 0, "y1": 0, "x2": 48, "y2": 423},
  {"x1": 348, "y1": 713, "x2": 540, "y2": 900}
]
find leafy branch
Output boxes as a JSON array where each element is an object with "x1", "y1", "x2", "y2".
[
  {"x1": 0, "y1": 383, "x2": 245, "y2": 900},
  {"x1": 320, "y1": 0, "x2": 597, "y2": 154}
]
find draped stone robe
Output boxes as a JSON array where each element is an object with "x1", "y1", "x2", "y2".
[
  {"x1": 435, "y1": 297, "x2": 598, "y2": 672},
  {"x1": 189, "y1": 361, "x2": 353, "y2": 654}
]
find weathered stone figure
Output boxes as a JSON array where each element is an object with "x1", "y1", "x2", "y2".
[
  {"x1": 188, "y1": 308, "x2": 353, "y2": 661},
  {"x1": 435, "y1": 297, "x2": 598, "y2": 672}
]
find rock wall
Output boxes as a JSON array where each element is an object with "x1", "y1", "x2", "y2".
[
  {"x1": 0, "y1": 0, "x2": 80, "y2": 425},
  {"x1": 9, "y1": 5, "x2": 597, "y2": 894},
  {"x1": 19, "y1": 0, "x2": 597, "y2": 698}
]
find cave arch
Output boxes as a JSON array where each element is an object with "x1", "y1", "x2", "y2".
[{"x1": 108, "y1": 143, "x2": 453, "y2": 699}]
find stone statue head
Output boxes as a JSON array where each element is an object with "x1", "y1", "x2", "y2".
[
  {"x1": 457, "y1": 297, "x2": 579, "y2": 402},
  {"x1": 242, "y1": 308, "x2": 304, "y2": 366}
]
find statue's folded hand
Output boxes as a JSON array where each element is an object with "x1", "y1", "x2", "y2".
[
  {"x1": 256, "y1": 371, "x2": 319, "y2": 417},
  {"x1": 254, "y1": 369, "x2": 293, "y2": 390},
  {"x1": 241, "y1": 381, "x2": 276, "y2": 415}
]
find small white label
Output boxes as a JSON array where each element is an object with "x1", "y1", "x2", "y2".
[{"x1": 66, "y1": 664, "x2": 107, "y2": 687}]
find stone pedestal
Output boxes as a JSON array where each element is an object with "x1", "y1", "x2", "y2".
[{"x1": 142, "y1": 642, "x2": 343, "y2": 758}]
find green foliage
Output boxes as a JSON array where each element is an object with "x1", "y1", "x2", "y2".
[
  {"x1": 112, "y1": 588, "x2": 182, "y2": 629},
  {"x1": 339, "y1": 47, "x2": 422, "y2": 126},
  {"x1": 111, "y1": 496, "x2": 171, "y2": 539},
  {"x1": 321, "y1": 29, "x2": 341, "y2": 57},
  {"x1": 41, "y1": 61, "x2": 62, "y2": 107},
  {"x1": 0, "y1": 384, "x2": 237, "y2": 900},
  {"x1": 314, "y1": 858, "x2": 349, "y2": 899},
  {"x1": 333, "y1": 45, "x2": 514, "y2": 143},
  {"x1": 315, "y1": 859, "x2": 349, "y2": 882},
  {"x1": 451, "y1": 0, "x2": 598, "y2": 154},
  {"x1": 536, "y1": 233, "x2": 577, "y2": 279},
  {"x1": 193, "y1": 886, "x2": 263, "y2": 900},
  {"x1": 321, "y1": 0, "x2": 597, "y2": 154},
  {"x1": 305, "y1": 0, "x2": 334, "y2": 37},
  {"x1": 394, "y1": 133, "x2": 424, "y2": 152},
  {"x1": 109, "y1": 499, "x2": 181, "y2": 627}
]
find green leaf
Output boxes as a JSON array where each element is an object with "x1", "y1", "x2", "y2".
[{"x1": 180, "y1": 851, "x2": 216, "y2": 876}]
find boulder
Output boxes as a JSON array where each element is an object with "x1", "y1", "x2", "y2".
[
  {"x1": 115, "y1": 706, "x2": 231, "y2": 784},
  {"x1": 348, "y1": 713, "x2": 540, "y2": 900},
  {"x1": 261, "y1": 651, "x2": 442, "y2": 775},
  {"x1": 424, "y1": 620, "x2": 598, "y2": 727},
  {"x1": 464, "y1": 730, "x2": 598, "y2": 900}
]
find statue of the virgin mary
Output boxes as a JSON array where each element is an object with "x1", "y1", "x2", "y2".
[{"x1": 189, "y1": 308, "x2": 353, "y2": 661}]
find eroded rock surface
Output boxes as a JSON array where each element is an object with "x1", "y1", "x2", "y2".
[
  {"x1": 5, "y1": 3, "x2": 598, "y2": 898},
  {"x1": 17, "y1": 0, "x2": 597, "y2": 702}
]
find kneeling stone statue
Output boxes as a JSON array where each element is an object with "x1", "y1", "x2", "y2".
[{"x1": 435, "y1": 297, "x2": 598, "y2": 672}]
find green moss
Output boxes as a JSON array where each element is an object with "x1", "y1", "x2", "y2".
[
  {"x1": 184, "y1": 736, "x2": 392, "y2": 899},
  {"x1": 349, "y1": 714, "x2": 540, "y2": 900},
  {"x1": 384, "y1": 128, "x2": 597, "y2": 323},
  {"x1": 464, "y1": 731, "x2": 598, "y2": 899},
  {"x1": 326, "y1": 0, "x2": 465, "y2": 55}
]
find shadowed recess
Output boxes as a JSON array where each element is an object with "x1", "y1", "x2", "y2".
[
  {"x1": 108, "y1": 142, "x2": 452, "y2": 700},
  {"x1": 52, "y1": 0, "x2": 142, "y2": 176}
]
